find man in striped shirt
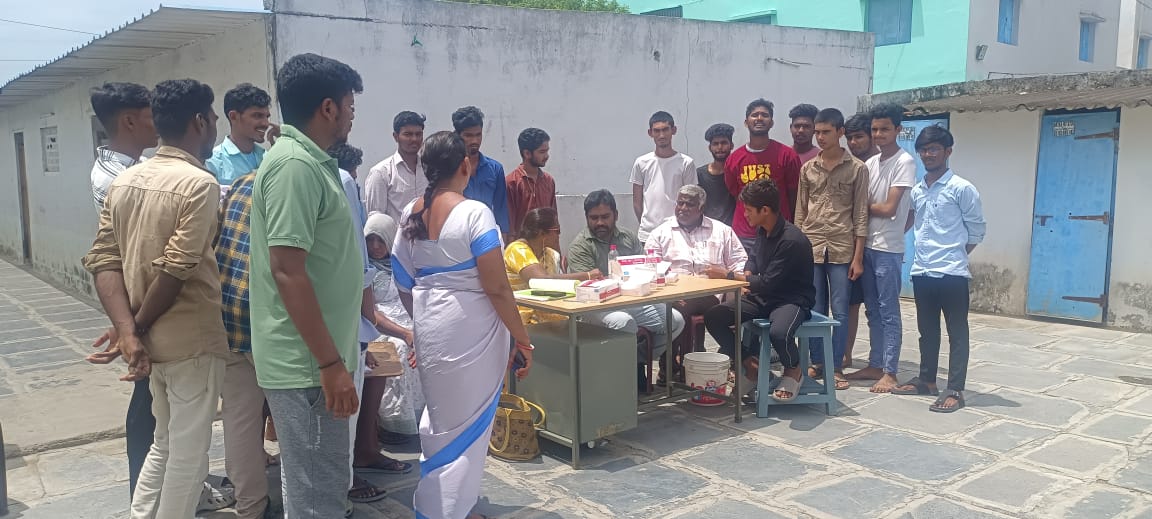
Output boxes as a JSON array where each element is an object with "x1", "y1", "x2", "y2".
[{"x1": 89, "y1": 82, "x2": 156, "y2": 210}]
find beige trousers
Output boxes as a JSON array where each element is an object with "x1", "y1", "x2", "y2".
[{"x1": 222, "y1": 352, "x2": 269, "y2": 519}]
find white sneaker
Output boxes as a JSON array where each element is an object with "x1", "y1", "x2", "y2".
[{"x1": 196, "y1": 481, "x2": 236, "y2": 513}]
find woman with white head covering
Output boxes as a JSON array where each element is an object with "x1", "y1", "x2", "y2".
[{"x1": 364, "y1": 212, "x2": 426, "y2": 441}]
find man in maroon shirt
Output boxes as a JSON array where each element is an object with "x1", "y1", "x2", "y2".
[
  {"x1": 505, "y1": 127, "x2": 557, "y2": 241},
  {"x1": 788, "y1": 103, "x2": 820, "y2": 165},
  {"x1": 725, "y1": 98, "x2": 802, "y2": 253}
]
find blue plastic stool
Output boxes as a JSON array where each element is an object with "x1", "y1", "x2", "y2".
[{"x1": 742, "y1": 312, "x2": 839, "y2": 417}]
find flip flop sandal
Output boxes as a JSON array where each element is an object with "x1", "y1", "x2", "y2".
[
  {"x1": 772, "y1": 376, "x2": 801, "y2": 402},
  {"x1": 891, "y1": 377, "x2": 940, "y2": 396},
  {"x1": 834, "y1": 376, "x2": 851, "y2": 391},
  {"x1": 348, "y1": 479, "x2": 388, "y2": 504},
  {"x1": 355, "y1": 459, "x2": 414, "y2": 475},
  {"x1": 930, "y1": 390, "x2": 965, "y2": 413},
  {"x1": 808, "y1": 364, "x2": 824, "y2": 380}
]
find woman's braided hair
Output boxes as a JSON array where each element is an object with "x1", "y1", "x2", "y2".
[{"x1": 403, "y1": 131, "x2": 467, "y2": 240}]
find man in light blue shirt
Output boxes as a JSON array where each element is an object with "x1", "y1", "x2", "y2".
[
  {"x1": 893, "y1": 125, "x2": 985, "y2": 414},
  {"x1": 206, "y1": 84, "x2": 275, "y2": 185}
]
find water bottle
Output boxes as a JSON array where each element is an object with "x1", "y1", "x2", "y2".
[{"x1": 608, "y1": 244, "x2": 623, "y2": 280}]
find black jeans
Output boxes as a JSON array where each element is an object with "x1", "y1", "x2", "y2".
[
  {"x1": 912, "y1": 275, "x2": 971, "y2": 392},
  {"x1": 127, "y1": 377, "x2": 156, "y2": 498},
  {"x1": 704, "y1": 298, "x2": 810, "y2": 369}
]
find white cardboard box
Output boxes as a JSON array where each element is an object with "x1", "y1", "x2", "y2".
[{"x1": 576, "y1": 279, "x2": 621, "y2": 303}]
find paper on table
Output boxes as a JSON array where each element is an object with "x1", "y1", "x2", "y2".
[{"x1": 528, "y1": 278, "x2": 578, "y2": 293}]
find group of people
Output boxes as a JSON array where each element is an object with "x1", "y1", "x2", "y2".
[{"x1": 79, "y1": 49, "x2": 985, "y2": 519}]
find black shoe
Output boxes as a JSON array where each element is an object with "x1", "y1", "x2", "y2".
[{"x1": 637, "y1": 364, "x2": 648, "y2": 394}]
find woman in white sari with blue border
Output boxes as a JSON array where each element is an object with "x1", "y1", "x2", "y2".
[{"x1": 392, "y1": 131, "x2": 534, "y2": 519}]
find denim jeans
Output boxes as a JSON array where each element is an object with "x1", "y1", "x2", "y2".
[
  {"x1": 809, "y1": 261, "x2": 850, "y2": 370},
  {"x1": 861, "y1": 248, "x2": 904, "y2": 374}
]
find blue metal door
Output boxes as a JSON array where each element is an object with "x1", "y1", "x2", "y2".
[
  {"x1": 1026, "y1": 111, "x2": 1118, "y2": 322},
  {"x1": 897, "y1": 118, "x2": 949, "y2": 297}
]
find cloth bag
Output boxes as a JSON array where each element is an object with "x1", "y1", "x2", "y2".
[{"x1": 489, "y1": 392, "x2": 545, "y2": 461}]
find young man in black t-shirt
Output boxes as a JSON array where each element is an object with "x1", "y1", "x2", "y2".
[{"x1": 696, "y1": 123, "x2": 736, "y2": 225}]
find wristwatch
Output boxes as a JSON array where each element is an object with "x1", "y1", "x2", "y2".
[{"x1": 726, "y1": 270, "x2": 735, "y2": 280}]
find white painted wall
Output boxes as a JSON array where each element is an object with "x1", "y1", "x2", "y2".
[
  {"x1": 1109, "y1": 105, "x2": 1152, "y2": 330},
  {"x1": 947, "y1": 110, "x2": 1040, "y2": 316},
  {"x1": 270, "y1": 0, "x2": 873, "y2": 250},
  {"x1": 1117, "y1": 0, "x2": 1152, "y2": 68},
  {"x1": 0, "y1": 20, "x2": 271, "y2": 296},
  {"x1": 968, "y1": 0, "x2": 1122, "y2": 80}
]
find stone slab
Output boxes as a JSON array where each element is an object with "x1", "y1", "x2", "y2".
[
  {"x1": 791, "y1": 476, "x2": 914, "y2": 518},
  {"x1": 9, "y1": 483, "x2": 130, "y2": 519},
  {"x1": 895, "y1": 497, "x2": 1012, "y2": 519},
  {"x1": 682, "y1": 438, "x2": 827, "y2": 491},
  {"x1": 966, "y1": 387, "x2": 1088, "y2": 427},
  {"x1": 0, "y1": 336, "x2": 72, "y2": 355},
  {"x1": 1051, "y1": 326, "x2": 1137, "y2": 343},
  {"x1": 1055, "y1": 357, "x2": 1152, "y2": 382},
  {"x1": 1046, "y1": 377, "x2": 1140, "y2": 406},
  {"x1": 970, "y1": 327, "x2": 1059, "y2": 347},
  {"x1": 959, "y1": 420, "x2": 1055, "y2": 453},
  {"x1": 0, "y1": 327, "x2": 54, "y2": 343},
  {"x1": 609, "y1": 410, "x2": 736, "y2": 458},
  {"x1": 967, "y1": 362, "x2": 1071, "y2": 392},
  {"x1": 970, "y1": 342, "x2": 1070, "y2": 368},
  {"x1": 1120, "y1": 391, "x2": 1152, "y2": 416},
  {"x1": 1114, "y1": 452, "x2": 1152, "y2": 493},
  {"x1": 729, "y1": 405, "x2": 868, "y2": 448},
  {"x1": 830, "y1": 429, "x2": 990, "y2": 482},
  {"x1": 53, "y1": 317, "x2": 113, "y2": 331},
  {"x1": 1061, "y1": 488, "x2": 1140, "y2": 518},
  {"x1": 668, "y1": 499, "x2": 791, "y2": 519},
  {"x1": 1, "y1": 346, "x2": 83, "y2": 368},
  {"x1": 37, "y1": 445, "x2": 128, "y2": 495},
  {"x1": 551, "y1": 462, "x2": 708, "y2": 517},
  {"x1": 1074, "y1": 413, "x2": 1152, "y2": 445},
  {"x1": 955, "y1": 465, "x2": 1067, "y2": 510},
  {"x1": 1022, "y1": 434, "x2": 1128, "y2": 475},
  {"x1": 1042, "y1": 338, "x2": 1148, "y2": 365},
  {"x1": 853, "y1": 394, "x2": 987, "y2": 436}
]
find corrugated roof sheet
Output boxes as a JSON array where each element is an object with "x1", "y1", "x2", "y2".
[
  {"x1": 862, "y1": 70, "x2": 1152, "y2": 114},
  {"x1": 0, "y1": 6, "x2": 266, "y2": 108}
]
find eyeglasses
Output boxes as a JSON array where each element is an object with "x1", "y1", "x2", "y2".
[{"x1": 918, "y1": 145, "x2": 947, "y2": 156}]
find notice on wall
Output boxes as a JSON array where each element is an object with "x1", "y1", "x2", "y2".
[
  {"x1": 1053, "y1": 120, "x2": 1075, "y2": 137},
  {"x1": 40, "y1": 126, "x2": 59, "y2": 173}
]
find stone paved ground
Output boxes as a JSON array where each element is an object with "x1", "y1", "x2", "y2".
[{"x1": 5, "y1": 256, "x2": 1152, "y2": 518}]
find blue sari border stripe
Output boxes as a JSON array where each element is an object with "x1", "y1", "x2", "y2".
[
  {"x1": 391, "y1": 255, "x2": 415, "y2": 291},
  {"x1": 416, "y1": 257, "x2": 477, "y2": 277},
  {"x1": 419, "y1": 389, "x2": 502, "y2": 479}
]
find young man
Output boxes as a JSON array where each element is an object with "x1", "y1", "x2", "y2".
[
  {"x1": 330, "y1": 142, "x2": 406, "y2": 505},
  {"x1": 893, "y1": 126, "x2": 985, "y2": 413},
  {"x1": 83, "y1": 79, "x2": 229, "y2": 518},
  {"x1": 703, "y1": 178, "x2": 815, "y2": 402},
  {"x1": 725, "y1": 98, "x2": 802, "y2": 253},
  {"x1": 841, "y1": 112, "x2": 878, "y2": 368},
  {"x1": 86, "y1": 81, "x2": 233, "y2": 515},
  {"x1": 364, "y1": 111, "x2": 426, "y2": 220},
  {"x1": 788, "y1": 103, "x2": 821, "y2": 164},
  {"x1": 453, "y1": 106, "x2": 510, "y2": 235},
  {"x1": 89, "y1": 82, "x2": 156, "y2": 211},
  {"x1": 506, "y1": 127, "x2": 558, "y2": 241},
  {"x1": 646, "y1": 185, "x2": 747, "y2": 382},
  {"x1": 249, "y1": 53, "x2": 364, "y2": 518},
  {"x1": 697, "y1": 123, "x2": 736, "y2": 226},
  {"x1": 630, "y1": 111, "x2": 696, "y2": 242},
  {"x1": 845, "y1": 103, "x2": 917, "y2": 393},
  {"x1": 568, "y1": 189, "x2": 685, "y2": 391},
  {"x1": 793, "y1": 108, "x2": 869, "y2": 391},
  {"x1": 206, "y1": 83, "x2": 276, "y2": 185}
]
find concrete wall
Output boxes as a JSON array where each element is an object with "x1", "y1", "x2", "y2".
[
  {"x1": 269, "y1": 0, "x2": 873, "y2": 251},
  {"x1": 0, "y1": 20, "x2": 271, "y2": 296},
  {"x1": 947, "y1": 110, "x2": 1040, "y2": 316},
  {"x1": 1109, "y1": 105, "x2": 1152, "y2": 330},
  {"x1": 968, "y1": 0, "x2": 1122, "y2": 80},
  {"x1": 1117, "y1": 0, "x2": 1152, "y2": 68}
]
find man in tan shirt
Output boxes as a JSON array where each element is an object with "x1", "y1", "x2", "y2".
[
  {"x1": 794, "y1": 108, "x2": 869, "y2": 391},
  {"x1": 83, "y1": 79, "x2": 229, "y2": 519}
]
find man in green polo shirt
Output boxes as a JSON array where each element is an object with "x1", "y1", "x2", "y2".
[
  {"x1": 248, "y1": 53, "x2": 364, "y2": 519},
  {"x1": 567, "y1": 189, "x2": 684, "y2": 392}
]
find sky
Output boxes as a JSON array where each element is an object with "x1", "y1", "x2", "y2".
[{"x1": 0, "y1": 0, "x2": 265, "y2": 84}]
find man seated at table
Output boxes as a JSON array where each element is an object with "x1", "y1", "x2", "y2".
[
  {"x1": 645, "y1": 184, "x2": 747, "y2": 383},
  {"x1": 703, "y1": 178, "x2": 815, "y2": 402},
  {"x1": 568, "y1": 189, "x2": 686, "y2": 392}
]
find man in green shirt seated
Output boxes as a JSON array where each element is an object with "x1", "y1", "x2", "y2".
[{"x1": 567, "y1": 189, "x2": 685, "y2": 392}]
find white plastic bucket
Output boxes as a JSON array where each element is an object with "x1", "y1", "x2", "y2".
[{"x1": 684, "y1": 352, "x2": 730, "y2": 406}]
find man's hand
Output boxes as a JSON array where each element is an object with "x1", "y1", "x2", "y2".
[
  {"x1": 403, "y1": 330, "x2": 415, "y2": 348},
  {"x1": 365, "y1": 351, "x2": 379, "y2": 370},
  {"x1": 407, "y1": 349, "x2": 417, "y2": 369},
  {"x1": 119, "y1": 334, "x2": 151, "y2": 382},
  {"x1": 586, "y1": 269, "x2": 604, "y2": 280},
  {"x1": 87, "y1": 327, "x2": 122, "y2": 364},
  {"x1": 703, "y1": 265, "x2": 729, "y2": 279},
  {"x1": 319, "y1": 364, "x2": 359, "y2": 418},
  {"x1": 849, "y1": 259, "x2": 864, "y2": 281}
]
